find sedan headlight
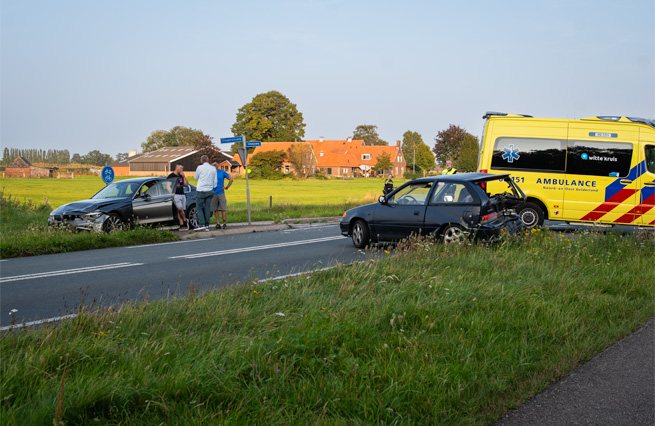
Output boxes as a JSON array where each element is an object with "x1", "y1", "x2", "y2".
[{"x1": 81, "y1": 212, "x2": 103, "y2": 222}]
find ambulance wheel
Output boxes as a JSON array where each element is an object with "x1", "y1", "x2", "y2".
[{"x1": 518, "y1": 202, "x2": 544, "y2": 228}]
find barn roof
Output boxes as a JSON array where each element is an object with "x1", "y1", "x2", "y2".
[
  {"x1": 7, "y1": 157, "x2": 33, "y2": 168},
  {"x1": 129, "y1": 146, "x2": 198, "y2": 163}
]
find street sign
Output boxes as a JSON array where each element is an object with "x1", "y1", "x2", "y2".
[
  {"x1": 101, "y1": 166, "x2": 114, "y2": 184},
  {"x1": 245, "y1": 141, "x2": 261, "y2": 148},
  {"x1": 237, "y1": 147, "x2": 248, "y2": 164},
  {"x1": 220, "y1": 136, "x2": 244, "y2": 144}
]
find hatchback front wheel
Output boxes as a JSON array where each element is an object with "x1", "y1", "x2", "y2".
[{"x1": 351, "y1": 220, "x2": 370, "y2": 249}]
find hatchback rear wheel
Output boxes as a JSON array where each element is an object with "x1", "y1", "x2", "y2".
[
  {"x1": 351, "y1": 220, "x2": 370, "y2": 249},
  {"x1": 441, "y1": 224, "x2": 466, "y2": 244}
]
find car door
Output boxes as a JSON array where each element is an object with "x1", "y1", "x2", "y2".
[
  {"x1": 424, "y1": 182, "x2": 480, "y2": 234},
  {"x1": 373, "y1": 182, "x2": 432, "y2": 240},
  {"x1": 132, "y1": 180, "x2": 175, "y2": 224}
]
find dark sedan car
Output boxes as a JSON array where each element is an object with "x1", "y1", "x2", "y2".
[
  {"x1": 340, "y1": 173, "x2": 526, "y2": 248},
  {"x1": 48, "y1": 177, "x2": 198, "y2": 232}
]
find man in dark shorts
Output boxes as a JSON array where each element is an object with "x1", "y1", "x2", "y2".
[
  {"x1": 211, "y1": 161, "x2": 233, "y2": 229},
  {"x1": 167, "y1": 164, "x2": 189, "y2": 230}
]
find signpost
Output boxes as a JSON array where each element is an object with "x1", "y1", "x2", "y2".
[
  {"x1": 220, "y1": 135, "x2": 259, "y2": 225},
  {"x1": 101, "y1": 165, "x2": 114, "y2": 185}
]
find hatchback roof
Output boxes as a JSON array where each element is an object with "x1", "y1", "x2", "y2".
[{"x1": 411, "y1": 172, "x2": 510, "y2": 183}]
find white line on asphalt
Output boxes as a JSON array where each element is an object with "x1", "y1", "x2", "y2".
[
  {"x1": 126, "y1": 239, "x2": 212, "y2": 249},
  {"x1": 281, "y1": 224, "x2": 339, "y2": 233},
  {"x1": 170, "y1": 235, "x2": 344, "y2": 259},
  {"x1": 257, "y1": 266, "x2": 338, "y2": 283},
  {"x1": 0, "y1": 262, "x2": 145, "y2": 283},
  {"x1": 0, "y1": 314, "x2": 78, "y2": 331}
]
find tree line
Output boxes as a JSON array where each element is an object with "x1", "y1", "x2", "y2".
[
  {"x1": 3, "y1": 90, "x2": 478, "y2": 175},
  {"x1": 2, "y1": 148, "x2": 70, "y2": 165}
]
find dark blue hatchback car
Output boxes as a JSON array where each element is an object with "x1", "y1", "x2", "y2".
[{"x1": 340, "y1": 173, "x2": 526, "y2": 247}]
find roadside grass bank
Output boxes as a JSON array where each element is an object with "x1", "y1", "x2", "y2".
[
  {"x1": 0, "y1": 194, "x2": 178, "y2": 259},
  {"x1": 2, "y1": 231, "x2": 653, "y2": 425}
]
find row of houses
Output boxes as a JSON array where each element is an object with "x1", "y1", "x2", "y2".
[
  {"x1": 247, "y1": 138, "x2": 406, "y2": 178},
  {"x1": 4, "y1": 139, "x2": 407, "y2": 179}
]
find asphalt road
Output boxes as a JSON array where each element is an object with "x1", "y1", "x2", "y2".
[
  {"x1": 495, "y1": 318, "x2": 654, "y2": 426},
  {"x1": 0, "y1": 224, "x2": 366, "y2": 328}
]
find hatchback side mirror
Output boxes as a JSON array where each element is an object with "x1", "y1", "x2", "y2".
[{"x1": 378, "y1": 195, "x2": 386, "y2": 204}]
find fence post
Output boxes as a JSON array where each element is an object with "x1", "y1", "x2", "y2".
[{"x1": 269, "y1": 196, "x2": 272, "y2": 208}]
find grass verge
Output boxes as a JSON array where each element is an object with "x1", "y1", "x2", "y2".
[
  {"x1": 0, "y1": 193, "x2": 178, "y2": 259},
  {"x1": 1, "y1": 231, "x2": 653, "y2": 424}
]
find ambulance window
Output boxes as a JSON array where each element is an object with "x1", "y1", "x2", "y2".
[
  {"x1": 567, "y1": 141, "x2": 633, "y2": 177},
  {"x1": 645, "y1": 145, "x2": 655, "y2": 173},
  {"x1": 491, "y1": 137, "x2": 566, "y2": 172}
]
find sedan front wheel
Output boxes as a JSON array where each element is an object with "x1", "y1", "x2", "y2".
[
  {"x1": 351, "y1": 220, "x2": 370, "y2": 249},
  {"x1": 103, "y1": 213, "x2": 124, "y2": 233}
]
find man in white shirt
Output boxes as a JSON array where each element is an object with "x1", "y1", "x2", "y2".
[{"x1": 193, "y1": 155, "x2": 218, "y2": 230}]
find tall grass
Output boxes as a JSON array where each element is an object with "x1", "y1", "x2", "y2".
[
  {"x1": 0, "y1": 192, "x2": 178, "y2": 259},
  {"x1": 2, "y1": 231, "x2": 652, "y2": 425}
]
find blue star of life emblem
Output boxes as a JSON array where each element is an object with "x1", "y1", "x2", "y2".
[{"x1": 501, "y1": 144, "x2": 520, "y2": 163}]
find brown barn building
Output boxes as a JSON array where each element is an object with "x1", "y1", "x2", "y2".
[
  {"x1": 5, "y1": 157, "x2": 57, "y2": 178},
  {"x1": 109, "y1": 153, "x2": 143, "y2": 176}
]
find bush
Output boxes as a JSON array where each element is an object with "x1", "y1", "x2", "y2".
[{"x1": 403, "y1": 170, "x2": 423, "y2": 179}]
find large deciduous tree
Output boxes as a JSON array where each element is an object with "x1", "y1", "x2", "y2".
[
  {"x1": 82, "y1": 150, "x2": 114, "y2": 166},
  {"x1": 402, "y1": 130, "x2": 425, "y2": 171},
  {"x1": 141, "y1": 126, "x2": 204, "y2": 153},
  {"x1": 455, "y1": 134, "x2": 479, "y2": 172},
  {"x1": 433, "y1": 125, "x2": 474, "y2": 166},
  {"x1": 249, "y1": 150, "x2": 287, "y2": 179},
  {"x1": 373, "y1": 152, "x2": 393, "y2": 174},
  {"x1": 193, "y1": 134, "x2": 224, "y2": 164},
  {"x1": 415, "y1": 143, "x2": 436, "y2": 175},
  {"x1": 231, "y1": 91, "x2": 306, "y2": 144},
  {"x1": 287, "y1": 144, "x2": 315, "y2": 179},
  {"x1": 353, "y1": 125, "x2": 388, "y2": 146}
]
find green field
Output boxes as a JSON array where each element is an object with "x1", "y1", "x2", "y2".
[
  {"x1": 2, "y1": 231, "x2": 653, "y2": 424},
  {"x1": 0, "y1": 176, "x2": 399, "y2": 210}
]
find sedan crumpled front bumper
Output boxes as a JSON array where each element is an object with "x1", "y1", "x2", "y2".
[{"x1": 48, "y1": 212, "x2": 109, "y2": 232}]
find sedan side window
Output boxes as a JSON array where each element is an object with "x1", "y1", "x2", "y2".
[{"x1": 430, "y1": 183, "x2": 475, "y2": 204}]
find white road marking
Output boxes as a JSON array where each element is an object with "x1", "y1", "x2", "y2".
[
  {"x1": 170, "y1": 235, "x2": 344, "y2": 259},
  {"x1": 0, "y1": 314, "x2": 78, "y2": 331},
  {"x1": 127, "y1": 239, "x2": 212, "y2": 249},
  {"x1": 281, "y1": 224, "x2": 339, "y2": 233},
  {"x1": 258, "y1": 266, "x2": 338, "y2": 283},
  {"x1": 0, "y1": 262, "x2": 145, "y2": 283}
]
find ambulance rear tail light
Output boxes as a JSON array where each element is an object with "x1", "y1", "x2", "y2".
[{"x1": 479, "y1": 170, "x2": 488, "y2": 189}]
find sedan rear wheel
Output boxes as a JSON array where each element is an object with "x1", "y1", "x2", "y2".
[
  {"x1": 103, "y1": 213, "x2": 124, "y2": 233},
  {"x1": 441, "y1": 224, "x2": 466, "y2": 244},
  {"x1": 187, "y1": 205, "x2": 199, "y2": 229},
  {"x1": 351, "y1": 220, "x2": 370, "y2": 249}
]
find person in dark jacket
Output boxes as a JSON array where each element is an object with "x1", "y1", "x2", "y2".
[{"x1": 383, "y1": 174, "x2": 394, "y2": 196}]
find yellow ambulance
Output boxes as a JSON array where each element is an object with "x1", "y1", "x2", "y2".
[{"x1": 478, "y1": 112, "x2": 655, "y2": 228}]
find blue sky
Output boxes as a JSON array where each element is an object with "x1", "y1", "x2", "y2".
[{"x1": 2, "y1": 0, "x2": 653, "y2": 156}]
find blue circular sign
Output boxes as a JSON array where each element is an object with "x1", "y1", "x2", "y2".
[{"x1": 101, "y1": 166, "x2": 115, "y2": 184}]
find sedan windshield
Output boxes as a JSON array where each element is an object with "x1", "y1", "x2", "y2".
[{"x1": 92, "y1": 181, "x2": 142, "y2": 199}]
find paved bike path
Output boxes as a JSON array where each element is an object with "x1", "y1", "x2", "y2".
[{"x1": 495, "y1": 317, "x2": 654, "y2": 426}]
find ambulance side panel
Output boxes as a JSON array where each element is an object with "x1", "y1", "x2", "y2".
[
  {"x1": 637, "y1": 129, "x2": 655, "y2": 226},
  {"x1": 563, "y1": 122, "x2": 640, "y2": 224}
]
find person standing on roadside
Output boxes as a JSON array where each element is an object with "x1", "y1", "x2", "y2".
[
  {"x1": 167, "y1": 164, "x2": 189, "y2": 230},
  {"x1": 383, "y1": 173, "x2": 394, "y2": 196},
  {"x1": 193, "y1": 155, "x2": 217, "y2": 231},
  {"x1": 211, "y1": 161, "x2": 234, "y2": 229},
  {"x1": 441, "y1": 159, "x2": 457, "y2": 175}
]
